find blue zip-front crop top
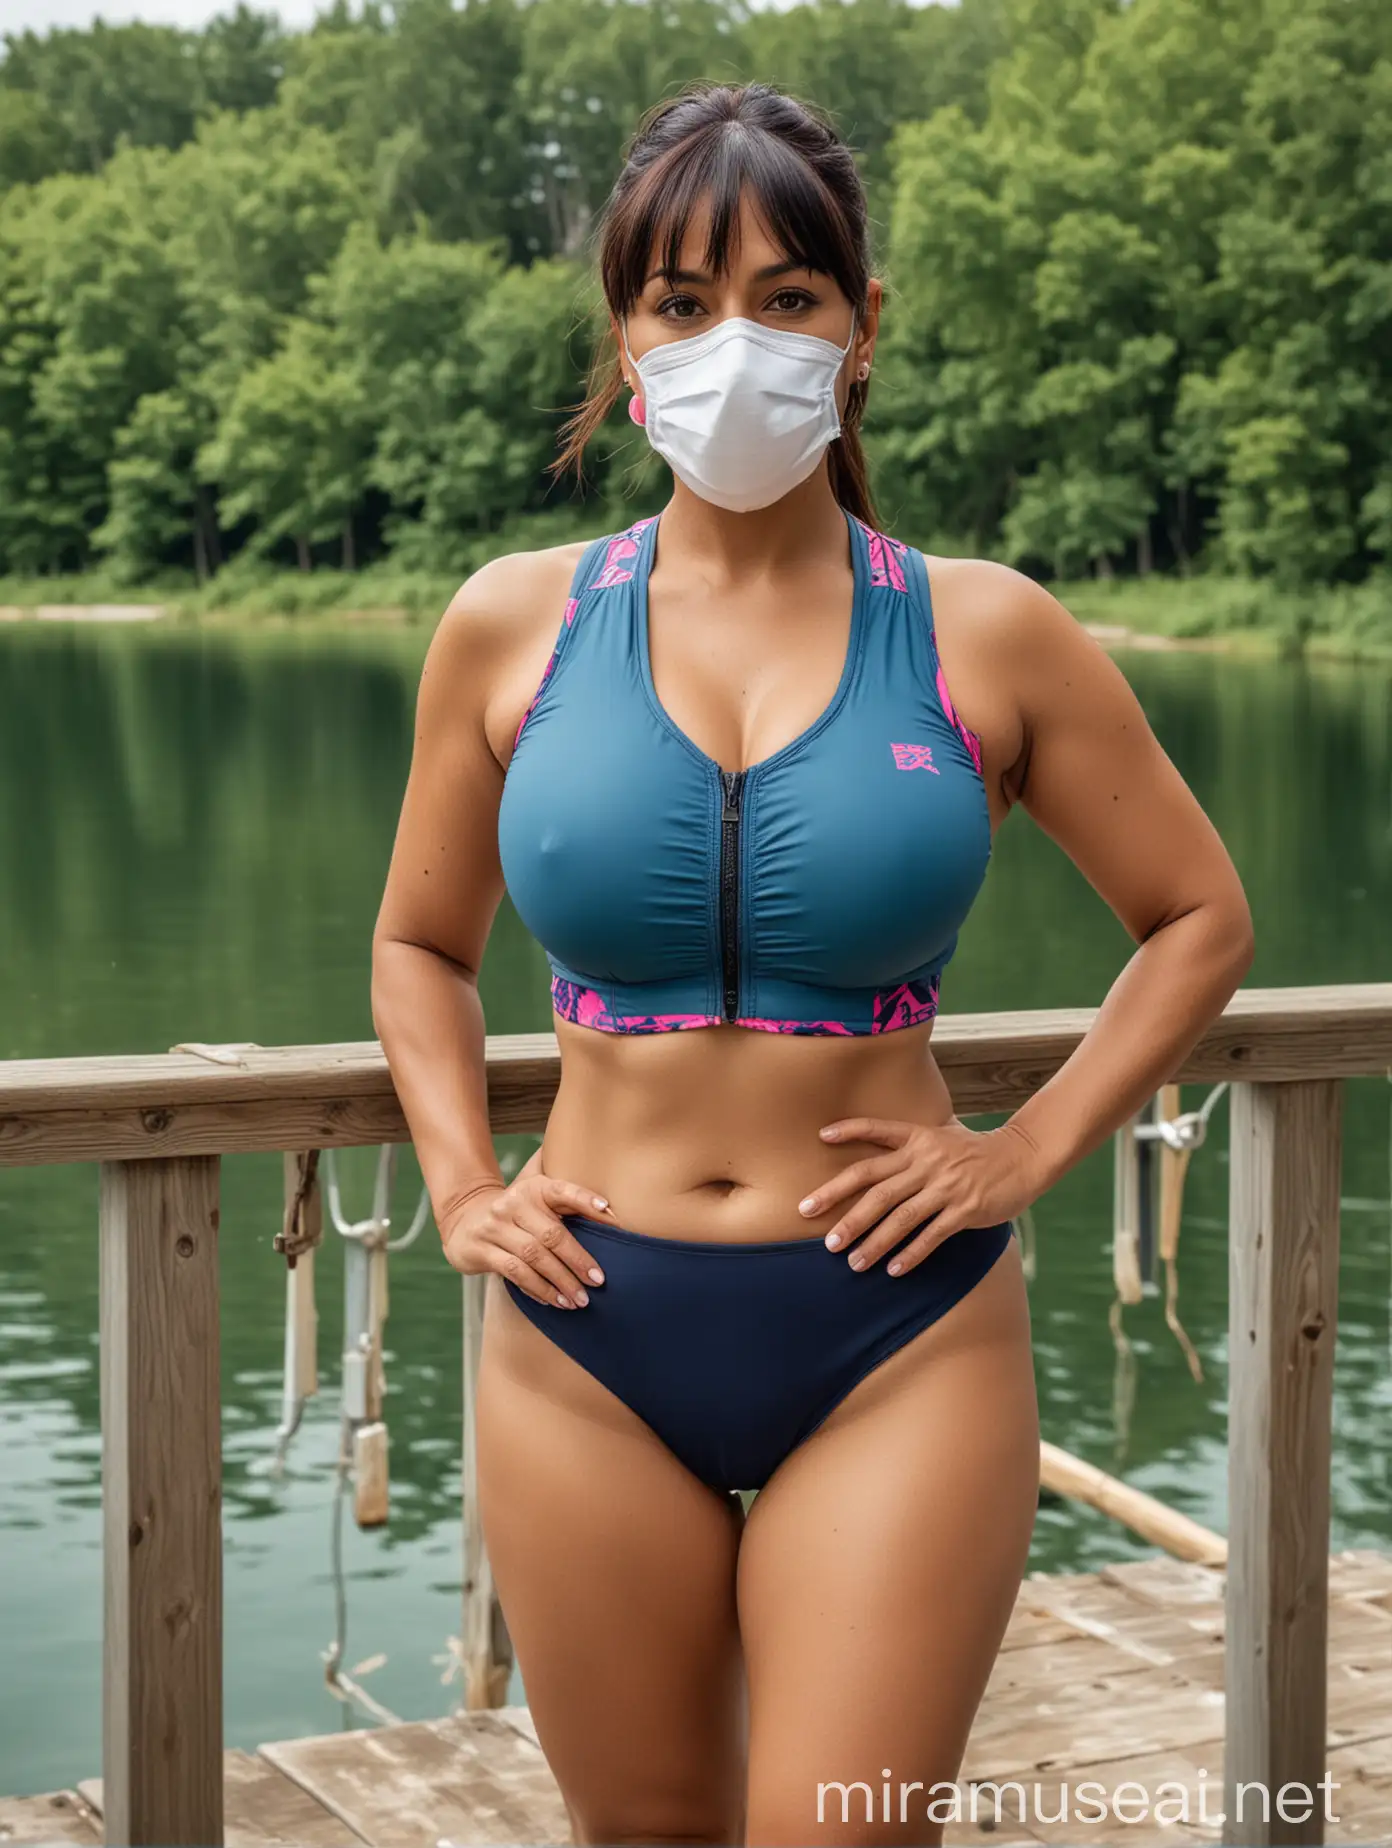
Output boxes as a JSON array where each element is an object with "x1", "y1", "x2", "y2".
[{"x1": 497, "y1": 508, "x2": 991, "y2": 1037}]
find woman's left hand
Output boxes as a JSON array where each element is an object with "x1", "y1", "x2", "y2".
[{"x1": 798, "y1": 1116, "x2": 1048, "y2": 1275}]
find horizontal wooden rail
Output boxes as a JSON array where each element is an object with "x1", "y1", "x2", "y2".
[
  {"x1": 2, "y1": 986, "x2": 1384, "y2": 1847},
  {"x1": 2, "y1": 983, "x2": 1391, "y2": 1167}
]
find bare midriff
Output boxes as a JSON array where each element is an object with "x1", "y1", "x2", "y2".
[{"x1": 538, "y1": 1015, "x2": 956, "y2": 1243}]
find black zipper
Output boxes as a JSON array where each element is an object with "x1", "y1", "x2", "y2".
[{"x1": 718, "y1": 768, "x2": 746, "y2": 1023}]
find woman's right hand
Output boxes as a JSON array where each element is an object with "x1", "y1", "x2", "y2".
[{"x1": 438, "y1": 1164, "x2": 612, "y2": 1308}]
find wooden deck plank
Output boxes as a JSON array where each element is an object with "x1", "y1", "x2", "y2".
[
  {"x1": 1328, "y1": 1551, "x2": 1392, "y2": 1602},
  {"x1": 1099, "y1": 1558, "x2": 1229, "y2": 1609},
  {"x1": 996, "y1": 1605, "x2": 1080, "y2": 1652},
  {"x1": 1329, "y1": 1733, "x2": 1392, "y2": 1781},
  {"x1": 259, "y1": 1713, "x2": 568, "y2": 1848},
  {"x1": 10, "y1": 1554, "x2": 1392, "y2": 1848},
  {"x1": 1017, "y1": 1576, "x2": 1223, "y2": 1670},
  {"x1": 77, "y1": 1751, "x2": 359, "y2": 1847},
  {"x1": 963, "y1": 1668, "x2": 1229, "y2": 1777},
  {"x1": 0, "y1": 1793, "x2": 101, "y2": 1845},
  {"x1": 962, "y1": 1747, "x2": 1223, "y2": 1844}
]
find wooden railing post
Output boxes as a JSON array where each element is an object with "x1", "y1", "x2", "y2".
[
  {"x1": 99, "y1": 1157, "x2": 224, "y2": 1847},
  {"x1": 1224, "y1": 1080, "x2": 1342, "y2": 1847}
]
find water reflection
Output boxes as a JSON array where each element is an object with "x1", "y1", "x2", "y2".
[{"x1": 1, "y1": 621, "x2": 1388, "y2": 1790}]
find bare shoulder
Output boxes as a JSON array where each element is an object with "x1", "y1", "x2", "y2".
[
  {"x1": 421, "y1": 540, "x2": 591, "y2": 763},
  {"x1": 431, "y1": 539, "x2": 591, "y2": 666},
  {"x1": 925, "y1": 556, "x2": 1096, "y2": 663},
  {"x1": 921, "y1": 555, "x2": 1134, "y2": 811},
  {"x1": 926, "y1": 555, "x2": 1126, "y2": 707}
]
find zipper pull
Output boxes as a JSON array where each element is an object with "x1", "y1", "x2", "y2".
[{"x1": 722, "y1": 769, "x2": 744, "y2": 820}]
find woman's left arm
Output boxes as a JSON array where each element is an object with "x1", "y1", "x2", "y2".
[{"x1": 806, "y1": 568, "x2": 1255, "y2": 1272}]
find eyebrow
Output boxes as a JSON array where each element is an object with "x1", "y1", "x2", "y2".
[{"x1": 644, "y1": 259, "x2": 816, "y2": 286}]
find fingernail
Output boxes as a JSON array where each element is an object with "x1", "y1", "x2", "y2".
[
  {"x1": 825, "y1": 1233, "x2": 841, "y2": 1250},
  {"x1": 588, "y1": 1268, "x2": 605, "y2": 1285},
  {"x1": 799, "y1": 1196, "x2": 818, "y2": 1215},
  {"x1": 887, "y1": 1260, "x2": 902, "y2": 1276},
  {"x1": 555, "y1": 1292, "x2": 570, "y2": 1307},
  {"x1": 573, "y1": 1287, "x2": 589, "y2": 1307},
  {"x1": 820, "y1": 1127, "x2": 839, "y2": 1139},
  {"x1": 848, "y1": 1253, "x2": 865, "y2": 1270},
  {"x1": 593, "y1": 1196, "x2": 609, "y2": 1211}
]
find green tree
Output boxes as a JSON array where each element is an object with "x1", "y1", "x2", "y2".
[
  {"x1": 876, "y1": 0, "x2": 1392, "y2": 586},
  {"x1": 0, "y1": 22, "x2": 204, "y2": 177},
  {"x1": 201, "y1": 317, "x2": 372, "y2": 571},
  {"x1": 96, "y1": 386, "x2": 223, "y2": 583}
]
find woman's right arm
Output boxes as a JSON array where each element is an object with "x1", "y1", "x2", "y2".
[{"x1": 370, "y1": 554, "x2": 613, "y2": 1308}]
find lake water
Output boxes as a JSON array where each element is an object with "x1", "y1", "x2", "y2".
[{"x1": 1, "y1": 620, "x2": 1389, "y2": 1796}]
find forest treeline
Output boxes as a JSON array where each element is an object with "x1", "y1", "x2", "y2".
[{"x1": 1, "y1": 0, "x2": 1389, "y2": 616}]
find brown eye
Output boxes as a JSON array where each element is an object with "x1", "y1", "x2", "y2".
[
  {"x1": 770, "y1": 288, "x2": 816, "y2": 313},
  {"x1": 656, "y1": 294, "x2": 703, "y2": 322}
]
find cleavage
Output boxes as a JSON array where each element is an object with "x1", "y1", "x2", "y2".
[{"x1": 646, "y1": 584, "x2": 854, "y2": 774}]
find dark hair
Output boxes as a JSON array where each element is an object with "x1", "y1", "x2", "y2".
[{"x1": 554, "y1": 82, "x2": 879, "y2": 525}]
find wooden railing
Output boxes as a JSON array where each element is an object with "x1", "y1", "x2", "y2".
[{"x1": 3, "y1": 983, "x2": 1391, "y2": 1848}]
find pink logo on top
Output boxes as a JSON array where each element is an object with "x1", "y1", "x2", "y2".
[{"x1": 891, "y1": 741, "x2": 940, "y2": 774}]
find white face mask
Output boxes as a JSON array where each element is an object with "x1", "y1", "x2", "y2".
[{"x1": 622, "y1": 313, "x2": 857, "y2": 513}]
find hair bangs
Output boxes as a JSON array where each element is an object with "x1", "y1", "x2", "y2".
[{"x1": 604, "y1": 118, "x2": 865, "y2": 316}]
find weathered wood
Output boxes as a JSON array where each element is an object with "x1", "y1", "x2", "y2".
[
  {"x1": 353, "y1": 1423, "x2": 390, "y2": 1528},
  {"x1": 1017, "y1": 1576, "x2": 1222, "y2": 1671},
  {"x1": 1039, "y1": 1442, "x2": 1227, "y2": 1567},
  {"x1": 258, "y1": 1713, "x2": 569, "y2": 1847},
  {"x1": 1099, "y1": 1557, "x2": 1228, "y2": 1609},
  {"x1": 17, "y1": 1551, "x2": 1392, "y2": 1848},
  {"x1": 1158, "y1": 1082, "x2": 1192, "y2": 1265},
  {"x1": 1224, "y1": 1080, "x2": 1343, "y2": 1847},
  {"x1": 0, "y1": 1792, "x2": 102, "y2": 1844},
  {"x1": 78, "y1": 1755, "x2": 359, "y2": 1848},
  {"x1": 100, "y1": 1157, "x2": 223, "y2": 1848},
  {"x1": 4, "y1": 985, "x2": 1392, "y2": 1163},
  {"x1": 963, "y1": 1747, "x2": 1224, "y2": 1845}
]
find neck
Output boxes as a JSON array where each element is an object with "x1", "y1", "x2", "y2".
[{"x1": 657, "y1": 462, "x2": 851, "y2": 578}]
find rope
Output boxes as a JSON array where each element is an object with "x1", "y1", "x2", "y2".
[
  {"x1": 1132, "y1": 1081, "x2": 1229, "y2": 1152},
  {"x1": 320, "y1": 1418, "x2": 403, "y2": 1728},
  {"x1": 303, "y1": 1145, "x2": 432, "y2": 1726},
  {"x1": 1110, "y1": 1084, "x2": 1229, "y2": 1390},
  {"x1": 323, "y1": 1144, "x2": 432, "y2": 1252}
]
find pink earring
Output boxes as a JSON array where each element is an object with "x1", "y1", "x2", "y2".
[
  {"x1": 857, "y1": 362, "x2": 870, "y2": 381},
  {"x1": 628, "y1": 393, "x2": 646, "y2": 426}
]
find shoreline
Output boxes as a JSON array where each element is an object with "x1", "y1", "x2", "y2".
[{"x1": 3, "y1": 592, "x2": 1390, "y2": 665}]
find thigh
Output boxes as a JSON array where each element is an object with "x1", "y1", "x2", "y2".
[
  {"x1": 475, "y1": 1276, "x2": 748, "y2": 1846},
  {"x1": 737, "y1": 1237, "x2": 1040, "y2": 1847}
]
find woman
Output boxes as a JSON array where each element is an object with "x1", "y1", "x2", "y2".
[{"x1": 371, "y1": 84, "x2": 1253, "y2": 1847}]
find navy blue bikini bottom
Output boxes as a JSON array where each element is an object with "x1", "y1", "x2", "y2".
[{"x1": 503, "y1": 1213, "x2": 1016, "y2": 1493}]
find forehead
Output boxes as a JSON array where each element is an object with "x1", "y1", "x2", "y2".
[{"x1": 649, "y1": 188, "x2": 814, "y2": 280}]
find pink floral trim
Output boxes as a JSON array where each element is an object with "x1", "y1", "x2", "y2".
[
  {"x1": 510, "y1": 568, "x2": 606, "y2": 755},
  {"x1": 551, "y1": 977, "x2": 940, "y2": 1037},
  {"x1": 590, "y1": 515, "x2": 658, "y2": 590},
  {"x1": 734, "y1": 1015, "x2": 856, "y2": 1036},
  {"x1": 513, "y1": 649, "x2": 557, "y2": 751},
  {"x1": 853, "y1": 517, "x2": 909, "y2": 593},
  {"x1": 933, "y1": 661, "x2": 984, "y2": 777},
  {"x1": 551, "y1": 976, "x2": 718, "y2": 1033},
  {"x1": 870, "y1": 978, "x2": 940, "y2": 1033}
]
